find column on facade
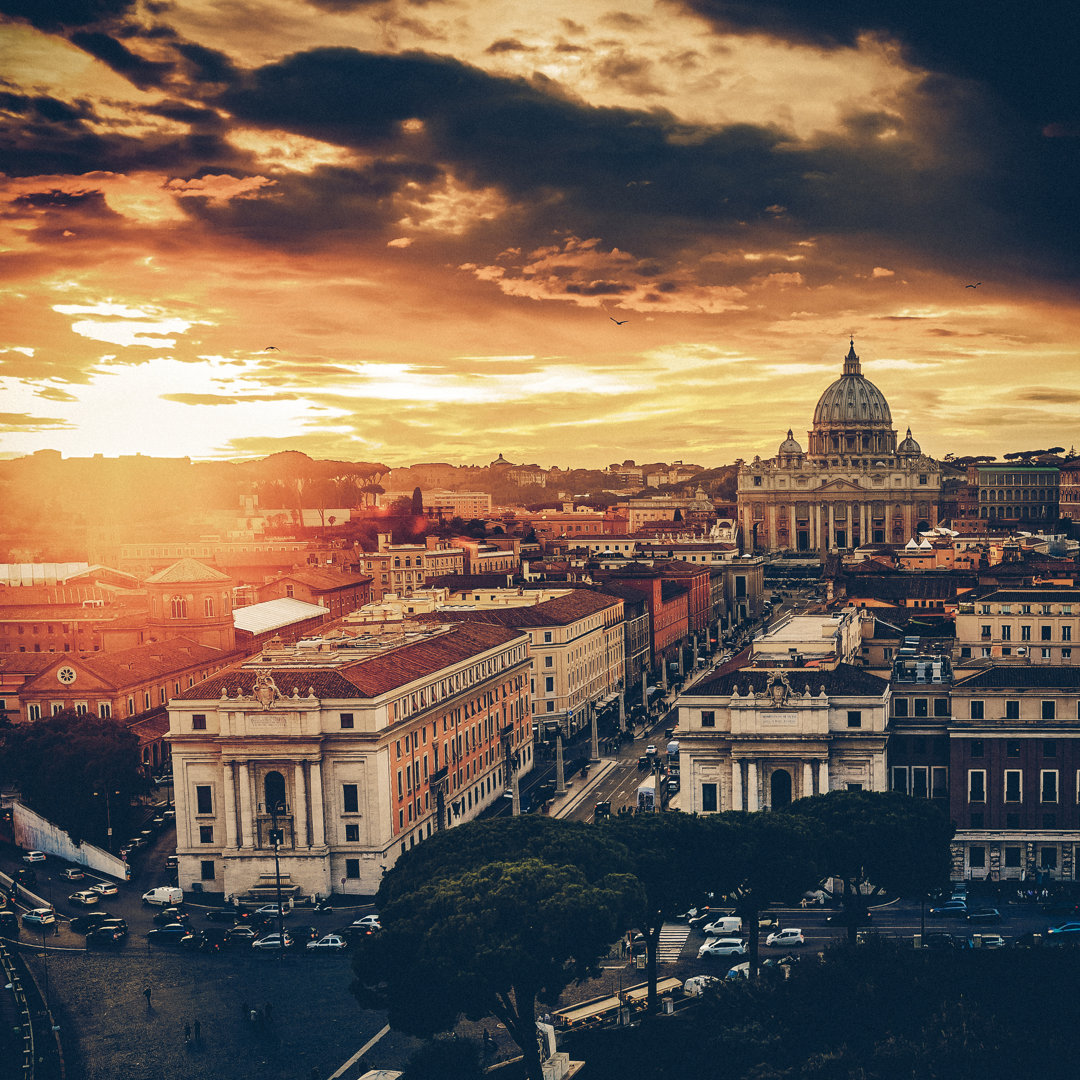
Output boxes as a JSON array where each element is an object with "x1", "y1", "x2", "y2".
[
  {"x1": 309, "y1": 759, "x2": 326, "y2": 847},
  {"x1": 746, "y1": 760, "x2": 759, "y2": 811},
  {"x1": 222, "y1": 761, "x2": 239, "y2": 849},
  {"x1": 731, "y1": 759, "x2": 743, "y2": 812},
  {"x1": 861, "y1": 502, "x2": 869, "y2": 545},
  {"x1": 802, "y1": 761, "x2": 814, "y2": 800},
  {"x1": 828, "y1": 502, "x2": 836, "y2": 551},
  {"x1": 768, "y1": 504, "x2": 777, "y2": 549},
  {"x1": 293, "y1": 762, "x2": 309, "y2": 848},
  {"x1": 818, "y1": 758, "x2": 829, "y2": 794},
  {"x1": 871, "y1": 753, "x2": 886, "y2": 792},
  {"x1": 811, "y1": 504, "x2": 820, "y2": 553},
  {"x1": 237, "y1": 760, "x2": 254, "y2": 848},
  {"x1": 904, "y1": 502, "x2": 913, "y2": 540}
]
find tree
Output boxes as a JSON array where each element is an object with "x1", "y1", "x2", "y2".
[
  {"x1": 353, "y1": 859, "x2": 643, "y2": 1080},
  {"x1": 607, "y1": 813, "x2": 720, "y2": 1012},
  {"x1": 0, "y1": 710, "x2": 148, "y2": 845},
  {"x1": 412, "y1": 486, "x2": 424, "y2": 515},
  {"x1": 785, "y1": 790, "x2": 954, "y2": 943}
]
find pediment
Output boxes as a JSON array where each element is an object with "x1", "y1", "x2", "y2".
[
  {"x1": 22, "y1": 660, "x2": 116, "y2": 695},
  {"x1": 817, "y1": 478, "x2": 866, "y2": 493}
]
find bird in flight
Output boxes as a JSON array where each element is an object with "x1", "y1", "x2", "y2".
[
  {"x1": 263, "y1": 345, "x2": 279, "y2": 351},
  {"x1": 609, "y1": 317, "x2": 628, "y2": 325},
  {"x1": 965, "y1": 282, "x2": 981, "y2": 289}
]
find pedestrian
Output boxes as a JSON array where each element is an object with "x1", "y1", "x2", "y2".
[
  {"x1": 193, "y1": 1019, "x2": 201, "y2": 1045},
  {"x1": 250, "y1": 1007, "x2": 260, "y2": 1026},
  {"x1": 143, "y1": 986, "x2": 152, "y2": 1011},
  {"x1": 184, "y1": 1022, "x2": 191, "y2": 1044}
]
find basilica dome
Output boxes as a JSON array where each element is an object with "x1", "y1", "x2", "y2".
[
  {"x1": 812, "y1": 340, "x2": 892, "y2": 428},
  {"x1": 779, "y1": 429, "x2": 803, "y2": 455},
  {"x1": 897, "y1": 428, "x2": 921, "y2": 455}
]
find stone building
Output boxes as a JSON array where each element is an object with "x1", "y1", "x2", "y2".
[
  {"x1": 167, "y1": 619, "x2": 533, "y2": 898},
  {"x1": 737, "y1": 340, "x2": 940, "y2": 554}
]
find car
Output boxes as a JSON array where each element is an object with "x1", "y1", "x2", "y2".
[
  {"x1": 254, "y1": 903, "x2": 292, "y2": 919},
  {"x1": 196, "y1": 928, "x2": 229, "y2": 953},
  {"x1": 142, "y1": 886, "x2": 183, "y2": 906},
  {"x1": 98, "y1": 917, "x2": 128, "y2": 937},
  {"x1": 826, "y1": 909, "x2": 874, "y2": 925},
  {"x1": 350, "y1": 914, "x2": 381, "y2": 931},
  {"x1": 12, "y1": 868, "x2": 36, "y2": 887},
  {"x1": 766, "y1": 928, "x2": 805, "y2": 948},
  {"x1": 638, "y1": 756, "x2": 649, "y2": 770},
  {"x1": 0, "y1": 911, "x2": 19, "y2": 937},
  {"x1": 153, "y1": 907, "x2": 189, "y2": 927},
  {"x1": 204, "y1": 905, "x2": 244, "y2": 922},
  {"x1": 90, "y1": 881, "x2": 118, "y2": 897},
  {"x1": 162, "y1": 808, "x2": 175, "y2": 820},
  {"x1": 290, "y1": 924, "x2": 320, "y2": 944},
  {"x1": 22, "y1": 851, "x2": 46, "y2": 864},
  {"x1": 179, "y1": 930, "x2": 208, "y2": 951},
  {"x1": 87, "y1": 924, "x2": 127, "y2": 947},
  {"x1": 22, "y1": 908, "x2": 56, "y2": 928},
  {"x1": 683, "y1": 974, "x2": 722, "y2": 996},
  {"x1": 126, "y1": 837, "x2": 144, "y2": 850},
  {"x1": 223, "y1": 925, "x2": 259, "y2": 946},
  {"x1": 929, "y1": 901, "x2": 968, "y2": 917},
  {"x1": 165, "y1": 856, "x2": 179, "y2": 869},
  {"x1": 976, "y1": 933, "x2": 1007, "y2": 949},
  {"x1": 71, "y1": 911, "x2": 113, "y2": 934},
  {"x1": 922, "y1": 931, "x2": 958, "y2": 950},
  {"x1": 697, "y1": 937, "x2": 748, "y2": 959},
  {"x1": 966, "y1": 908, "x2": 1002, "y2": 924},
  {"x1": 667, "y1": 777, "x2": 680, "y2": 795},
  {"x1": 701, "y1": 916, "x2": 743, "y2": 936},
  {"x1": 68, "y1": 890, "x2": 100, "y2": 907},
  {"x1": 147, "y1": 923, "x2": 189, "y2": 945},
  {"x1": 307, "y1": 933, "x2": 348, "y2": 952},
  {"x1": 252, "y1": 931, "x2": 293, "y2": 951},
  {"x1": 60, "y1": 867, "x2": 85, "y2": 881},
  {"x1": 1046, "y1": 923, "x2": 1080, "y2": 943},
  {"x1": 758, "y1": 912, "x2": 780, "y2": 931}
]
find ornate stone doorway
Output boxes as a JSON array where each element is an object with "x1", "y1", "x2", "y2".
[{"x1": 770, "y1": 768, "x2": 793, "y2": 809}]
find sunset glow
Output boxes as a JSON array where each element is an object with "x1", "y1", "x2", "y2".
[{"x1": 1, "y1": 0, "x2": 1077, "y2": 467}]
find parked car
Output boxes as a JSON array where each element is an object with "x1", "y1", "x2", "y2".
[
  {"x1": 68, "y1": 890, "x2": 100, "y2": 907},
  {"x1": 765, "y1": 928, "x2": 805, "y2": 948},
  {"x1": 90, "y1": 881, "x2": 119, "y2": 897},
  {"x1": 87, "y1": 924, "x2": 127, "y2": 947},
  {"x1": 697, "y1": 937, "x2": 748, "y2": 959},
  {"x1": 59, "y1": 867, "x2": 85, "y2": 881},
  {"x1": 196, "y1": 928, "x2": 229, "y2": 953},
  {"x1": 165, "y1": 856, "x2": 179, "y2": 869},
  {"x1": 922, "y1": 931, "x2": 959, "y2": 950},
  {"x1": 12, "y1": 868, "x2": 36, "y2": 887},
  {"x1": 254, "y1": 903, "x2": 292, "y2": 919},
  {"x1": 153, "y1": 906, "x2": 188, "y2": 926},
  {"x1": 682, "y1": 974, "x2": 722, "y2": 996},
  {"x1": 22, "y1": 908, "x2": 56, "y2": 928},
  {"x1": 0, "y1": 910, "x2": 18, "y2": 937},
  {"x1": 142, "y1": 886, "x2": 184, "y2": 906},
  {"x1": 701, "y1": 916, "x2": 742, "y2": 937},
  {"x1": 223, "y1": 925, "x2": 259, "y2": 947},
  {"x1": 147, "y1": 923, "x2": 189, "y2": 945},
  {"x1": 966, "y1": 908, "x2": 1002, "y2": 924},
  {"x1": 71, "y1": 911, "x2": 113, "y2": 934},
  {"x1": 22, "y1": 851, "x2": 46, "y2": 864},
  {"x1": 204, "y1": 905, "x2": 245, "y2": 923},
  {"x1": 290, "y1": 924, "x2": 320, "y2": 944},
  {"x1": 307, "y1": 933, "x2": 348, "y2": 952},
  {"x1": 977, "y1": 933, "x2": 1007, "y2": 949},
  {"x1": 350, "y1": 914, "x2": 381, "y2": 931},
  {"x1": 252, "y1": 931, "x2": 293, "y2": 951}
]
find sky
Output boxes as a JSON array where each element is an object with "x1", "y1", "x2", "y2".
[{"x1": 1, "y1": 0, "x2": 1078, "y2": 470}]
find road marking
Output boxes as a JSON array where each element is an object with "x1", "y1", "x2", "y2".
[{"x1": 327, "y1": 1023, "x2": 390, "y2": 1080}]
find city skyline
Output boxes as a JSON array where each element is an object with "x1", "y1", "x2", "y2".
[{"x1": 1, "y1": 0, "x2": 1078, "y2": 469}]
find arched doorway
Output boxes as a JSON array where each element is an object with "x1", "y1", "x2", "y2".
[
  {"x1": 770, "y1": 768, "x2": 792, "y2": 809},
  {"x1": 264, "y1": 770, "x2": 287, "y2": 813}
]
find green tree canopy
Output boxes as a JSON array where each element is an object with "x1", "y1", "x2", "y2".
[
  {"x1": 354, "y1": 858, "x2": 643, "y2": 1080},
  {"x1": 0, "y1": 710, "x2": 148, "y2": 845},
  {"x1": 785, "y1": 790, "x2": 955, "y2": 942}
]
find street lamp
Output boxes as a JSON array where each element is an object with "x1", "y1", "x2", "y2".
[
  {"x1": 268, "y1": 801, "x2": 286, "y2": 959},
  {"x1": 93, "y1": 789, "x2": 120, "y2": 852}
]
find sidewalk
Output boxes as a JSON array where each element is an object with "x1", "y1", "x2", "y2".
[{"x1": 548, "y1": 760, "x2": 619, "y2": 820}]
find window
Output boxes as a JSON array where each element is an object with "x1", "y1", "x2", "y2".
[
  {"x1": 1041, "y1": 625, "x2": 1053, "y2": 641},
  {"x1": 968, "y1": 770, "x2": 986, "y2": 802},
  {"x1": 1040, "y1": 845, "x2": 1058, "y2": 868},
  {"x1": 980, "y1": 624, "x2": 991, "y2": 639},
  {"x1": 545, "y1": 677, "x2": 554, "y2": 693},
  {"x1": 893, "y1": 698, "x2": 909, "y2": 718},
  {"x1": 199, "y1": 825, "x2": 214, "y2": 843},
  {"x1": 1000, "y1": 625, "x2": 1011, "y2": 641},
  {"x1": 340, "y1": 712, "x2": 354, "y2": 729},
  {"x1": 1064, "y1": 626, "x2": 1072, "y2": 642},
  {"x1": 911, "y1": 766, "x2": 928, "y2": 799},
  {"x1": 1004, "y1": 770, "x2": 1022, "y2": 802},
  {"x1": 345, "y1": 858, "x2": 360, "y2": 879},
  {"x1": 98, "y1": 703, "x2": 110, "y2": 718},
  {"x1": 913, "y1": 698, "x2": 928, "y2": 718},
  {"x1": 1042, "y1": 701, "x2": 1056, "y2": 720},
  {"x1": 195, "y1": 785, "x2": 213, "y2": 815},
  {"x1": 1004, "y1": 846, "x2": 1022, "y2": 868},
  {"x1": 170, "y1": 596, "x2": 187, "y2": 619},
  {"x1": 970, "y1": 701, "x2": 984, "y2": 720},
  {"x1": 969, "y1": 845, "x2": 985, "y2": 870},
  {"x1": 847, "y1": 710, "x2": 862, "y2": 728},
  {"x1": 192, "y1": 713, "x2": 207, "y2": 731},
  {"x1": 701, "y1": 710, "x2": 716, "y2": 728},
  {"x1": 200, "y1": 860, "x2": 215, "y2": 881},
  {"x1": 1041, "y1": 770, "x2": 1059, "y2": 803},
  {"x1": 701, "y1": 783, "x2": 718, "y2": 812},
  {"x1": 28, "y1": 703, "x2": 41, "y2": 721},
  {"x1": 544, "y1": 632, "x2": 552, "y2": 643},
  {"x1": 1006, "y1": 700, "x2": 1020, "y2": 720},
  {"x1": 345, "y1": 823, "x2": 360, "y2": 842},
  {"x1": 932, "y1": 767, "x2": 948, "y2": 799},
  {"x1": 933, "y1": 698, "x2": 950, "y2": 717},
  {"x1": 1021, "y1": 625, "x2": 1032, "y2": 641},
  {"x1": 342, "y1": 784, "x2": 359, "y2": 813},
  {"x1": 891, "y1": 767, "x2": 908, "y2": 794},
  {"x1": 204, "y1": 597, "x2": 215, "y2": 618}
]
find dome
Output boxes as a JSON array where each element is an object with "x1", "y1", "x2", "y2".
[
  {"x1": 779, "y1": 429, "x2": 803, "y2": 455},
  {"x1": 897, "y1": 427, "x2": 921, "y2": 455},
  {"x1": 812, "y1": 340, "x2": 892, "y2": 429}
]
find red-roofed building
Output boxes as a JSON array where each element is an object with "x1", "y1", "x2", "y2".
[
  {"x1": 166, "y1": 620, "x2": 532, "y2": 898},
  {"x1": 252, "y1": 567, "x2": 372, "y2": 619}
]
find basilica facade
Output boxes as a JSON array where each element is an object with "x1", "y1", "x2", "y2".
[{"x1": 737, "y1": 340, "x2": 941, "y2": 554}]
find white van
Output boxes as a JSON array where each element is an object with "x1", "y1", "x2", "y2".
[
  {"x1": 142, "y1": 886, "x2": 183, "y2": 906},
  {"x1": 701, "y1": 915, "x2": 742, "y2": 935}
]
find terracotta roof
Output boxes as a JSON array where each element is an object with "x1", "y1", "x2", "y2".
[
  {"x1": 954, "y1": 666, "x2": 1080, "y2": 690},
  {"x1": 688, "y1": 663, "x2": 889, "y2": 698},
  {"x1": 419, "y1": 589, "x2": 621, "y2": 629},
  {"x1": 268, "y1": 568, "x2": 372, "y2": 591},
  {"x1": 145, "y1": 559, "x2": 231, "y2": 584},
  {"x1": 70, "y1": 637, "x2": 234, "y2": 686},
  {"x1": 177, "y1": 621, "x2": 527, "y2": 701}
]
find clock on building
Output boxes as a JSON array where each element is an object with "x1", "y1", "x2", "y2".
[{"x1": 57, "y1": 666, "x2": 77, "y2": 686}]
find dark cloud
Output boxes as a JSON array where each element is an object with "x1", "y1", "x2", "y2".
[
  {"x1": 1014, "y1": 388, "x2": 1080, "y2": 405},
  {"x1": 485, "y1": 39, "x2": 536, "y2": 55},
  {"x1": 69, "y1": 31, "x2": 174, "y2": 89},
  {"x1": 0, "y1": 412, "x2": 71, "y2": 430},
  {"x1": 0, "y1": 0, "x2": 135, "y2": 31},
  {"x1": 34, "y1": 387, "x2": 79, "y2": 402}
]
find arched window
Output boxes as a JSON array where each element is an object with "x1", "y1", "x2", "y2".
[
  {"x1": 204, "y1": 596, "x2": 215, "y2": 618},
  {"x1": 170, "y1": 595, "x2": 187, "y2": 619},
  {"x1": 264, "y1": 771, "x2": 287, "y2": 813}
]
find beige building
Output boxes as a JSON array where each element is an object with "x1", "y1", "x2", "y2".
[
  {"x1": 356, "y1": 534, "x2": 465, "y2": 601},
  {"x1": 738, "y1": 339, "x2": 940, "y2": 554},
  {"x1": 167, "y1": 619, "x2": 532, "y2": 898},
  {"x1": 955, "y1": 586, "x2": 1080, "y2": 665},
  {"x1": 677, "y1": 663, "x2": 890, "y2": 813}
]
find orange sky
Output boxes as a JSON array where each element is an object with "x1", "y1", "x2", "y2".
[{"x1": 1, "y1": 0, "x2": 1078, "y2": 469}]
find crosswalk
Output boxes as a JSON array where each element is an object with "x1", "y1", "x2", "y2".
[{"x1": 656, "y1": 921, "x2": 691, "y2": 963}]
